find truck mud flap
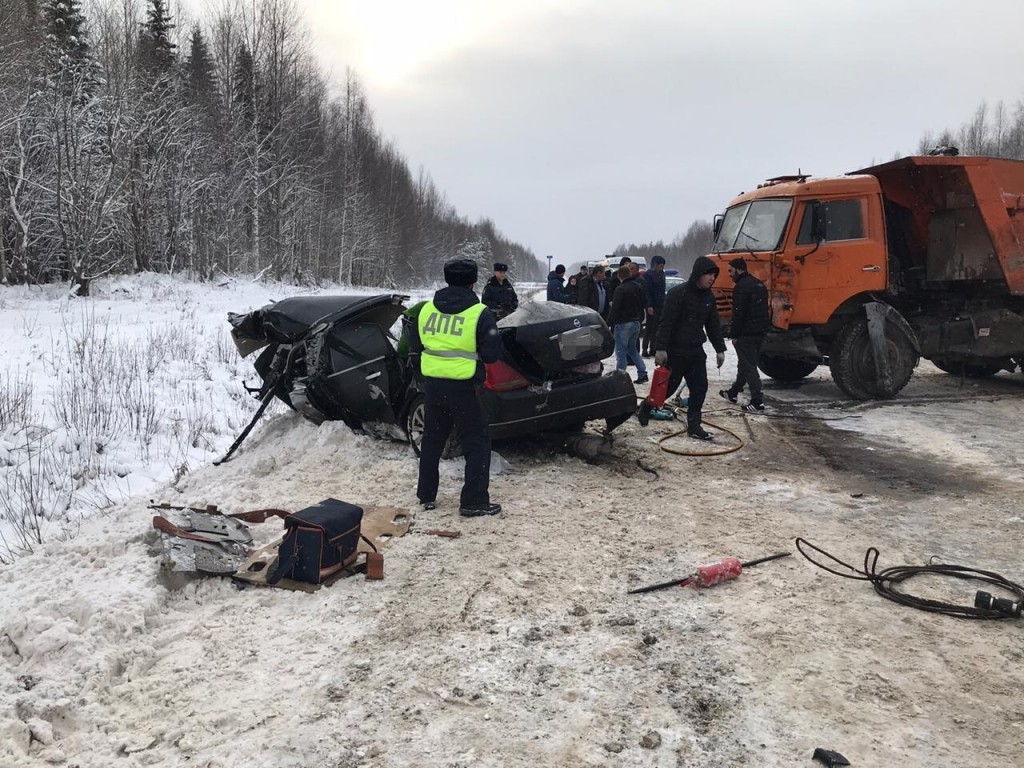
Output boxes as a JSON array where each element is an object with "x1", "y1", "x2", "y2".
[{"x1": 864, "y1": 302, "x2": 920, "y2": 393}]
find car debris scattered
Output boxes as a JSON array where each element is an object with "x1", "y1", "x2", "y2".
[
  {"x1": 149, "y1": 499, "x2": 413, "y2": 590},
  {"x1": 628, "y1": 551, "x2": 791, "y2": 595},
  {"x1": 812, "y1": 747, "x2": 851, "y2": 767}
]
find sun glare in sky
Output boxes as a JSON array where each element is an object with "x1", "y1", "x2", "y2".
[
  {"x1": 324, "y1": 0, "x2": 593, "y2": 88},
  {"x1": 335, "y1": 1, "x2": 495, "y2": 87}
]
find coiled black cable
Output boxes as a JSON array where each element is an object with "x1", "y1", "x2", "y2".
[{"x1": 795, "y1": 538, "x2": 1024, "y2": 620}]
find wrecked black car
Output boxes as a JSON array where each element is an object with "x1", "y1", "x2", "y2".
[{"x1": 226, "y1": 294, "x2": 637, "y2": 455}]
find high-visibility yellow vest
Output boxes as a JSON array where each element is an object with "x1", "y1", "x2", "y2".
[{"x1": 417, "y1": 301, "x2": 486, "y2": 380}]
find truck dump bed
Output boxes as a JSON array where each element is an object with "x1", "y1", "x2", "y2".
[{"x1": 853, "y1": 156, "x2": 1024, "y2": 293}]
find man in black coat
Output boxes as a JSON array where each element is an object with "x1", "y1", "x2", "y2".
[
  {"x1": 605, "y1": 256, "x2": 631, "y2": 306},
  {"x1": 577, "y1": 265, "x2": 609, "y2": 320},
  {"x1": 566, "y1": 264, "x2": 587, "y2": 304},
  {"x1": 607, "y1": 263, "x2": 649, "y2": 383},
  {"x1": 481, "y1": 262, "x2": 519, "y2": 319},
  {"x1": 720, "y1": 258, "x2": 771, "y2": 412},
  {"x1": 654, "y1": 256, "x2": 727, "y2": 440},
  {"x1": 642, "y1": 255, "x2": 667, "y2": 357}
]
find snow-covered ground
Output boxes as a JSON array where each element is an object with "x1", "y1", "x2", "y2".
[
  {"x1": 2, "y1": 275, "x2": 1024, "y2": 767},
  {"x1": 0, "y1": 274, "x2": 409, "y2": 560}
]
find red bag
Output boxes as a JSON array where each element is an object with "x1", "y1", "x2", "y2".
[{"x1": 646, "y1": 365, "x2": 671, "y2": 408}]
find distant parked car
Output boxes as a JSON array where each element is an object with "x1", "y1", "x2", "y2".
[{"x1": 227, "y1": 294, "x2": 637, "y2": 454}]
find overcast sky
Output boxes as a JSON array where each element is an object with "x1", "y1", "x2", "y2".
[{"x1": 185, "y1": 0, "x2": 1024, "y2": 265}]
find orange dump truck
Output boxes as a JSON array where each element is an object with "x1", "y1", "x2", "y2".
[{"x1": 708, "y1": 153, "x2": 1024, "y2": 399}]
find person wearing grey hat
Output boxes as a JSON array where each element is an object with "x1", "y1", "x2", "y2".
[
  {"x1": 482, "y1": 262, "x2": 518, "y2": 319},
  {"x1": 408, "y1": 258, "x2": 503, "y2": 517}
]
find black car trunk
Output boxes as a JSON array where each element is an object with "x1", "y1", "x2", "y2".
[{"x1": 497, "y1": 301, "x2": 613, "y2": 382}]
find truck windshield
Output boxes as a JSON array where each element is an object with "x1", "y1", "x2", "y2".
[{"x1": 713, "y1": 199, "x2": 793, "y2": 252}]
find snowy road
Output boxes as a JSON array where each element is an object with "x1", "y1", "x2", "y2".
[{"x1": 3, "y1": 286, "x2": 1024, "y2": 766}]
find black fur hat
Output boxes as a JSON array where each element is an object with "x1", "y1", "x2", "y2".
[{"x1": 444, "y1": 259, "x2": 478, "y2": 286}]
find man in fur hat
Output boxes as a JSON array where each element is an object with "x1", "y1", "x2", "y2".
[
  {"x1": 481, "y1": 262, "x2": 519, "y2": 319},
  {"x1": 408, "y1": 258, "x2": 503, "y2": 517}
]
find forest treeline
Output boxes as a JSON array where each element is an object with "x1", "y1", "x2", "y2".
[
  {"x1": 617, "y1": 95, "x2": 1024, "y2": 276},
  {"x1": 612, "y1": 220, "x2": 713, "y2": 276},
  {"x1": 0, "y1": 0, "x2": 543, "y2": 294}
]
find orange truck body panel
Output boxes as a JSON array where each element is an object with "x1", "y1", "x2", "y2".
[
  {"x1": 711, "y1": 156, "x2": 1024, "y2": 330},
  {"x1": 855, "y1": 156, "x2": 1024, "y2": 294}
]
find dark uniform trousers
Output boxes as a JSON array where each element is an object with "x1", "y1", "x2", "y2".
[
  {"x1": 731, "y1": 335, "x2": 764, "y2": 404},
  {"x1": 666, "y1": 345, "x2": 709, "y2": 433},
  {"x1": 417, "y1": 379, "x2": 491, "y2": 508}
]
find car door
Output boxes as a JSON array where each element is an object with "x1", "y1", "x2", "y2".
[{"x1": 318, "y1": 322, "x2": 400, "y2": 426}]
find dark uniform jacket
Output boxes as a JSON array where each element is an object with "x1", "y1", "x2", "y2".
[
  {"x1": 654, "y1": 256, "x2": 727, "y2": 354},
  {"x1": 407, "y1": 287, "x2": 502, "y2": 385},
  {"x1": 482, "y1": 276, "x2": 518, "y2": 316},
  {"x1": 729, "y1": 271, "x2": 770, "y2": 338},
  {"x1": 607, "y1": 276, "x2": 647, "y2": 326}
]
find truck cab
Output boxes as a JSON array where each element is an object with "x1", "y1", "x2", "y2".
[{"x1": 709, "y1": 155, "x2": 1024, "y2": 399}]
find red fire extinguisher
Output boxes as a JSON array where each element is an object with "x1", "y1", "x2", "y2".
[{"x1": 646, "y1": 365, "x2": 672, "y2": 408}]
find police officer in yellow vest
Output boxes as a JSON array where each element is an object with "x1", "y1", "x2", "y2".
[{"x1": 409, "y1": 259, "x2": 503, "y2": 517}]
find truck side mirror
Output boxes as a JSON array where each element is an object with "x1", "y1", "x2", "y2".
[
  {"x1": 712, "y1": 214, "x2": 724, "y2": 242},
  {"x1": 809, "y1": 201, "x2": 826, "y2": 243}
]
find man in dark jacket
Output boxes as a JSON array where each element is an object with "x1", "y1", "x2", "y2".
[
  {"x1": 654, "y1": 256, "x2": 727, "y2": 440},
  {"x1": 565, "y1": 264, "x2": 587, "y2": 304},
  {"x1": 605, "y1": 256, "x2": 631, "y2": 306},
  {"x1": 481, "y1": 262, "x2": 518, "y2": 319},
  {"x1": 607, "y1": 264, "x2": 649, "y2": 383},
  {"x1": 720, "y1": 258, "x2": 771, "y2": 412},
  {"x1": 408, "y1": 258, "x2": 503, "y2": 517},
  {"x1": 577, "y1": 265, "x2": 609, "y2": 319},
  {"x1": 546, "y1": 264, "x2": 568, "y2": 303},
  {"x1": 642, "y1": 255, "x2": 667, "y2": 357}
]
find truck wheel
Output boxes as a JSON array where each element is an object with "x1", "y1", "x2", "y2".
[
  {"x1": 757, "y1": 353, "x2": 818, "y2": 382},
  {"x1": 404, "y1": 395, "x2": 461, "y2": 458},
  {"x1": 931, "y1": 358, "x2": 1002, "y2": 378},
  {"x1": 829, "y1": 317, "x2": 917, "y2": 400}
]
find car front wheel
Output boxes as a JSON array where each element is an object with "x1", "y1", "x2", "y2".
[{"x1": 405, "y1": 394, "x2": 427, "y2": 456}]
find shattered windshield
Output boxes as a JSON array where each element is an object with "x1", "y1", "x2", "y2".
[{"x1": 713, "y1": 199, "x2": 793, "y2": 252}]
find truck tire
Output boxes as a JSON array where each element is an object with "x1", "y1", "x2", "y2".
[
  {"x1": 931, "y1": 358, "x2": 1002, "y2": 378},
  {"x1": 829, "y1": 317, "x2": 917, "y2": 400},
  {"x1": 757, "y1": 353, "x2": 818, "y2": 382},
  {"x1": 404, "y1": 395, "x2": 461, "y2": 458}
]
